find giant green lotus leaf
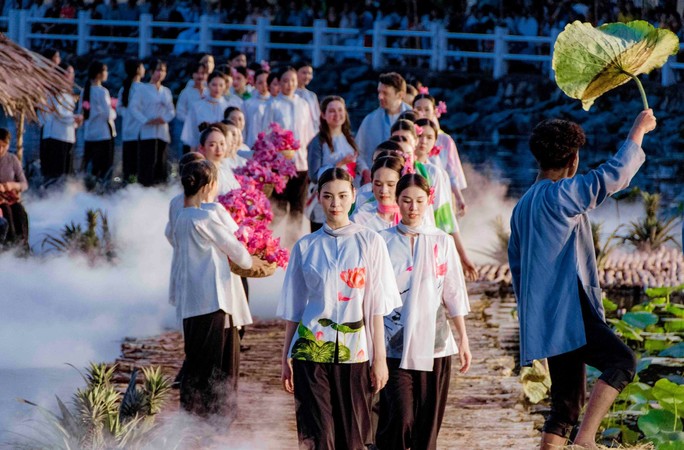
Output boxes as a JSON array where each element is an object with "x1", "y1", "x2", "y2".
[{"x1": 553, "y1": 20, "x2": 680, "y2": 110}]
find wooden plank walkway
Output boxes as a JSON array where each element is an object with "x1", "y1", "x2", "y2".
[{"x1": 111, "y1": 287, "x2": 543, "y2": 449}]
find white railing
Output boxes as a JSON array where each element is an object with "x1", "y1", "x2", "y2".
[{"x1": 3, "y1": 10, "x2": 683, "y2": 85}]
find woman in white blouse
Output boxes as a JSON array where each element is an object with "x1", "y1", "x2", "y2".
[
  {"x1": 40, "y1": 61, "x2": 81, "y2": 181},
  {"x1": 306, "y1": 96, "x2": 362, "y2": 232},
  {"x1": 117, "y1": 59, "x2": 145, "y2": 182},
  {"x1": 176, "y1": 61, "x2": 208, "y2": 154},
  {"x1": 79, "y1": 61, "x2": 116, "y2": 180},
  {"x1": 278, "y1": 167, "x2": 402, "y2": 450},
  {"x1": 196, "y1": 123, "x2": 240, "y2": 196},
  {"x1": 168, "y1": 159, "x2": 254, "y2": 418},
  {"x1": 181, "y1": 71, "x2": 230, "y2": 151},
  {"x1": 351, "y1": 154, "x2": 405, "y2": 232},
  {"x1": 129, "y1": 59, "x2": 175, "y2": 186},
  {"x1": 376, "y1": 173, "x2": 471, "y2": 450}
]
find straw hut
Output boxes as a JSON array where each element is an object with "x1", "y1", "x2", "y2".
[{"x1": 0, "y1": 33, "x2": 73, "y2": 162}]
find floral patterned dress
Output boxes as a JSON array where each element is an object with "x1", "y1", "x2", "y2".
[
  {"x1": 379, "y1": 224, "x2": 470, "y2": 370},
  {"x1": 278, "y1": 222, "x2": 401, "y2": 364}
]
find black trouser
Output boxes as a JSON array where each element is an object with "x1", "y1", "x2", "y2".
[
  {"x1": 377, "y1": 357, "x2": 452, "y2": 450},
  {"x1": 239, "y1": 276, "x2": 249, "y2": 340},
  {"x1": 273, "y1": 171, "x2": 308, "y2": 215},
  {"x1": 121, "y1": 140, "x2": 138, "y2": 182},
  {"x1": 0, "y1": 202, "x2": 29, "y2": 248},
  {"x1": 137, "y1": 139, "x2": 168, "y2": 187},
  {"x1": 543, "y1": 286, "x2": 637, "y2": 438},
  {"x1": 293, "y1": 360, "x2": 373, "y2": 450},
  {"x1": 181, "y1": 310, "x2": 239, "y2": 420},
  {"x1": 82, "y1": 139, "x2": 114, "y2": 180},
  {"x1": 40, "y1": 138, "x2": 74, "y2": 180}
]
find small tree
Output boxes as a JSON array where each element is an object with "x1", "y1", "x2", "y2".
[
  {"x1": 475, "y1": 215, "x2": 510, "y2": 265},
  {"x1": 621, "y1": 191, "x2": 678, "y2": 252},
  {"x1": 41, "y1": 209, "x2": 116, "y2": 263},
  {"x1": 17, "y1": 363, "x2": 171, "y2": 449},
  {"x1": 591, "y1": 221, "x2": 622, "y2": 269}
]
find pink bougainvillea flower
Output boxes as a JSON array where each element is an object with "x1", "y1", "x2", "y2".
[
  {"x1": 109, "y1": 97, "x2": 118, "y2": 109},
  {"x1": 414, "y1": 125, "x2": 423, "y2": 136},
  {"x1": 315, "y1": 331, "x2": 324, "y2": 340},
  {"x1": 428, "y1": 187, "x2": 435, "y2": 205},
  {"x1": 407, "y1": 266, "x2": 413, "y2": 272},
  {"x1": 418, "y1": 86, "x2": 429, "y2": 94},
  {"x1": 338, "y1": 292, "x2": 352, "y2": 302},
  {"x1": 260, "y1": 60, "x2": 271, "y2": 72},
  {"x1": 82, "y1": 101, "x2": 90, "y2": 111},
  {"x1": 429, "y1": 145, "x2": 442, "y2": 157},
  {"x1": 340, "y1": 267, "x2": 366, "y2": 289}
]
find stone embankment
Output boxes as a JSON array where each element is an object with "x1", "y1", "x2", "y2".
[
  {"x1": 111, "y1": 288, "x2": 543, "y2": 449},
  {"x1": 476, "y1": 247, "x2": 684, "y2": 288}
]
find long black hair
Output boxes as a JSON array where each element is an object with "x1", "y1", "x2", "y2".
[
  {"x1": 83, "y1": 61, "x2": 106, "y2": 120},
  {"x1": 121, "y1": 58, "x2": 141, "y2": 108}
]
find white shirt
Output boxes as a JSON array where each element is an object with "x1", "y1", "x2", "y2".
[
  {"x1": 430, "y1": 131, "x2": 467, "y2": 192},
  {"x1": 352, "y1": 209, "x2": 395, "y2": 232},
  {"x1": 169, "y1": 204, "x2": 252, "y2": 325},
  {"x1": 181, "y1": 97, "x2": 229, "y2": 147},
  {"x1": 296, "y1": 87, "x2": 320, "y2": 133},
  {"x1": 81, "y1": 85, "x2": 116, "y2": 141},
  {"x1": 379, "y1": 226, "x2": 469, "y2": 366},
  {"x1": 277, "y1": 223, "x2": 402, "y2": 364},
  {"x1": 262, "y1": 93, "x2": 315, "y2": 171},
  {"x1": 40, "y1": 92, "x2": 77, "y2": 143},
  {"x1": 223, "y1": 154, "x2": 248, "y2": 171},
  {"x1": 217, "y1": 159, "x2": 241, "y2": 196},
  {"x1": 176, "y1": 83, "x2": 207, "y2": 123},
  {"x1": 243, "y1": 93, "x2": 271, "y2": 148},
  {"x1": 129, "y1": 83, "x2": 175, "y2": 142},
  {"x1": 223, "y1": 94, "x2": 244, "y2": 111},
  {"x1": 117, "y1": 82, "x2": 143, "y2": 142}
]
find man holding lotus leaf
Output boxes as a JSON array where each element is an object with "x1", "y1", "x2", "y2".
[{"x1": 509, "y1": 19, "x2": 671, "y2": 450}]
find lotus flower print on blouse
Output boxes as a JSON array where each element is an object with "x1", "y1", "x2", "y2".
[
  {"x1": 434, "y1": 244, "x2": 447, "y2": 277},
  {"x1": 340, "y1": 267, "x2": 366, "y2": 289}
]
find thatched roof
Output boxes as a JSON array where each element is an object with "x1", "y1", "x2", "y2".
[{"x1": 0, "y1": 33, "x2": 73, "y2": 123}]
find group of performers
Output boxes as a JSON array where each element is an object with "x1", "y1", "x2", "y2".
[{"x1": 156, "y1": 51, "x2": 658, "y2": 450}]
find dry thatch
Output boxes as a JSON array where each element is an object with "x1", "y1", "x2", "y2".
[{"x1": 0, "y1": 32, "x2": 73, "y2": 160}]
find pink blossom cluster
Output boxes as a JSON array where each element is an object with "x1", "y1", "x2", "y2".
[
  {"x1": 234, "y1": 159, "x2": 288, "y2": 194},
  {"x1": 235, "y1": 218, "x2": 289, "y2": 268},
  {"x1": 247, "y1": 122, "x2": 299, "y2": 192},
  {"x1": 217, "y1": 178, "x2": 273, "y2": 223},
  {"x1": 217, "y1": 176, "x2": 289, "y2": 268}
]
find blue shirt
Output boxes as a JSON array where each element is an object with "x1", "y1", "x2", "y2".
[
  {"x1": 355, "y1": 103, "x2": 412, "y2": 170},
  {"x1": 508, "y1": 140, "x2": 645, "y2": 365}
]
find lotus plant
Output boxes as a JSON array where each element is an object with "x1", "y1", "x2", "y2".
[{"x1": 553, "y1": 20, "x2": 679, "y2": 110}]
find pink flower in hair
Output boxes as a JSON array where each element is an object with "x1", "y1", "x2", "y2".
[
  {"x1": 402, "y1": 154, "x2": 415, "y2": 176},
  {"x1": 435, "y1": 101, "x2": 447, "y2": 119},
  {"x1": 414, "y1": 125, "x2": 423, "y2": 136},
  {"x1": 428, "y1": 187, "x2": 435, "y2": 205},
  {"x1": 429, "y1": 145, "x2": 442, "y2": 157},
  {"x1": 82, "y1": 101, "x2": 90, "y2": 111},
  {"x1": 260, "y1": 60, "x2": 270, "y2": 72},
  {"x1": 418, "y1": 86, "x2": 429, "y2": 94}
]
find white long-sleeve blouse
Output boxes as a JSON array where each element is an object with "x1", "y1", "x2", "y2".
[
  {"x1": 170, "y1": 204, "x2": 253, "y2": 325},
  {"x1": 277, "y1": 222, "x2": 402, "y2": 364}
]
